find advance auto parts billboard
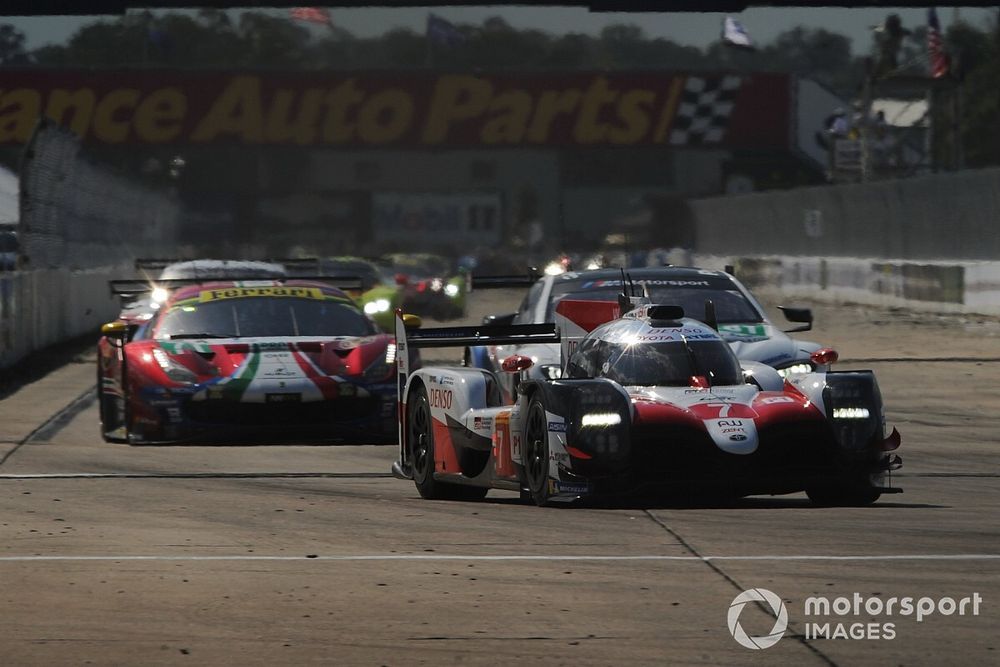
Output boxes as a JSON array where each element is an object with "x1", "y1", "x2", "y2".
[
  {"x1": 0, "y1": 70, "x2": 790, "y2": 149},
  {"x1": 373, "y1": 192, "x2": 502, "y2": 247}
]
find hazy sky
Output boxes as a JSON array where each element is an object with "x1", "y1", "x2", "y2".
[{"x1": 3, "y1": 6, "x2": 996, "y2": 54}]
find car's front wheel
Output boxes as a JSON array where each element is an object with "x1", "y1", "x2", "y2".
[
  {"x1": 522, "y1": 395, "x2": 552, "y2": 506},
  {"x1": 408, "y1": 383, "x2": 487, "y2": 501}
]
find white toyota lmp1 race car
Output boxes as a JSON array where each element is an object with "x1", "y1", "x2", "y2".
[{"x1": 391, "y1": 293, "x2": 902, "y2": 506}]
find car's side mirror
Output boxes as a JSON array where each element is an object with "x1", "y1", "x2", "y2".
[
  {"x1": 402, "y1": 314, "x2": 422, "y2": 329},
  {"x1": 778, "y1": 306, "x2": 813, "y2": 333},
  {"x1": 483, "y1": 312, "x2": 516, "y2": 326},
  {"x1": 501, "y1": 354, "x2": 534, "y2": 373},
  {"x1": 101, "y1": 320, "x2": 132, "y2": 347},
  {"x1": 101, "y1": 320, "x2": 128, "y2": 337}
]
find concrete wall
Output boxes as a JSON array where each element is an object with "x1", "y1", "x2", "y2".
[
  {"x1": 0, "y1": 267, "x2": 123, "y2": 369},
  {"x1": 691, "y1": 168, "x2": 1000, "y2": 261},
  {"x1": 692, "y1": 253, "x2": 1000, "y2": 316}
]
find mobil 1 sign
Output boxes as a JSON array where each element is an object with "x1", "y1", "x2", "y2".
[{"x1": 373, "y1": 192, "x2": 502, "y2": 246}]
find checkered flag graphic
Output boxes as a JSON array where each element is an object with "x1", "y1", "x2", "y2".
[{"x1": 669, "y1": 75, "x2": 743, "y2": 146}]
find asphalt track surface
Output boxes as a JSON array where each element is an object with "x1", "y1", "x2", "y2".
[{"x1": 1, "y1": 290, "x2": 999, "y2": 665}]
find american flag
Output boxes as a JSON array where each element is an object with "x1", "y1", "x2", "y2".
[
  {"x1": 927, "y1": 8, "x2": 950, "y2": 79},
  {"x1": 289, "y1": 7, "x2": 332, "y2": 26}
]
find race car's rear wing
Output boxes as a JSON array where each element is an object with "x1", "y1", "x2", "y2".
[
  {"x1": 401, "y1": 321, "x2": 558, "y2": 350},
  {"x1": 108, "y1": 275, "x2": 365, "y2": 302},
  {"x1": 393, "y1": 309, "x2": 558, "y2": 444},
  {"x1": 469, "y1": 270, "x2": 541, "y2": 291},
  {"x1": 136, "y1": 257, "x2": 313, "y2": 270}
]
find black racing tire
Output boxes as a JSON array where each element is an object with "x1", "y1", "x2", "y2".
[
  {"x1": 98, "y1": 394, "x2": 119, "y2": 443},
  {"x1": 522, "y1": 395, "x2": 552, "y2": 507},
  {"x1": 408, "y1": 383, "x2": 487, "y2": 501},
  {"x1": 806, "y1": 477, "x2": 881, "y2": 507},
  {"x1": 98, "y1": 361, "x2": 128, "y2": 444}
]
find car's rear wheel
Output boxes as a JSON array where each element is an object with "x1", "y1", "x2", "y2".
[
  {"x1": 522, "y1": 396, "x2": 552, "y2": 506},
  {"x1": 409, "y1": 384, "x2": 487, "y2": 501}
]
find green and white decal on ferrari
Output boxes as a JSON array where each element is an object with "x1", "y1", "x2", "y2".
[
  {"x1": 188, "y1": 341, "x2": 371, "y2": 404},
  {"x1": 213, "y1": 345, "x2": 261, "y2": 402},
  {"x1": 159, "y1": 340, "x2": 214, "y2": 355},
  {"x1": 718, "y1": 323, "x2": 769, "y2": 343}
]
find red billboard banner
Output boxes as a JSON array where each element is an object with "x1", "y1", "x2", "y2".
[{"x1": 0, "y1": 70, "x2": 791, "y2": 149}]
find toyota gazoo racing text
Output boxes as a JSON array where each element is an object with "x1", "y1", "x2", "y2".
[
  {"x1": 466, "y1": 267, "x2": 826, "y2": 403},
  {"x1": 392, "y1": 293, "x2": 902, "y2": 506},
  {"x1": 97, "y1": 280, "x2": 401, "y2": 444}
]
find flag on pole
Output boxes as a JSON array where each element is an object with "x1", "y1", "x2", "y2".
[
  {"x1": 290, "y1": 7, "x2": 333, "y2": 26},
  {"x1": 927, "y1": 8, "x2": 950, "y2": 78},
  {"x1": 427, "y1": 13, "x2": 465, "y2": 47},
  {"x1": 722, "y1": 16, "x2": 755, "y2": 50}
]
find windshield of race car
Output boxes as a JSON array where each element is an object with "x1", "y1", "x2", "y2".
[
  {"x1": 566, "y1": 336, "x2": 743, "y2": 387},
  {"x1": 547, "y1": 283, "x2": 762, "y2": 324},
  {"x1": 155, "y1": 296, "x2": 376, "y2": 339}
]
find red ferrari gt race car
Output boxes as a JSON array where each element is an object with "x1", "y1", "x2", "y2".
[{"x1": 98, "y1": 279, "x2": 407, "y2": 444}]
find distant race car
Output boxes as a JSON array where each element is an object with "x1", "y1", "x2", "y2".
[
  {"x1": 286, "y1": 256, "x2": 404, "y2": 332},
  {"x1": 392, "y1": 295, "x2": 902, "y2": 506},
  {"x1": 381, "y1": 253, "x2": 467, "y2": 320},
  {"x1": 467, "y1": 266, "x2": 823, "y2": 402},
  {"x1": 98, "y1": 279, "x2": 409, "y2": 444}
]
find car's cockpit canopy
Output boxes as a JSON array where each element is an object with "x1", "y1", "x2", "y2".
[{"x1": 565, "y1": 315, "x2": 743, "y2": 387}]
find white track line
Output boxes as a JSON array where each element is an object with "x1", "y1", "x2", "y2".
[{"x1": 0, "y1": 554, "x2": 998, "y2": 562}]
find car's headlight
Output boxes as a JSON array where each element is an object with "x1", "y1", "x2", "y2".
[
  {"x1": 580, "y1": 412, "x2": 621, "y2": 427},
  {"x1": 430, "y1": 278, "x2": 443, "y2": 292},
  {"x1": 444, "y1": 283, "x2": 459, "y2": 297},
  {"x1": 364, "y1": 298, "x2": 391, "y2": 314},
  {"x1": 151, "y1": 347, "x2": 199, "y2": 384},
  {"x1": 151, "y1": 287, "x2": 170, "y2": 304},
  {"x1": 833, "y1": 407, "x2": 871, "y2": 419},
  {"x1": 776, "y1": 362, "x2": 813, "y2": 378}
]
